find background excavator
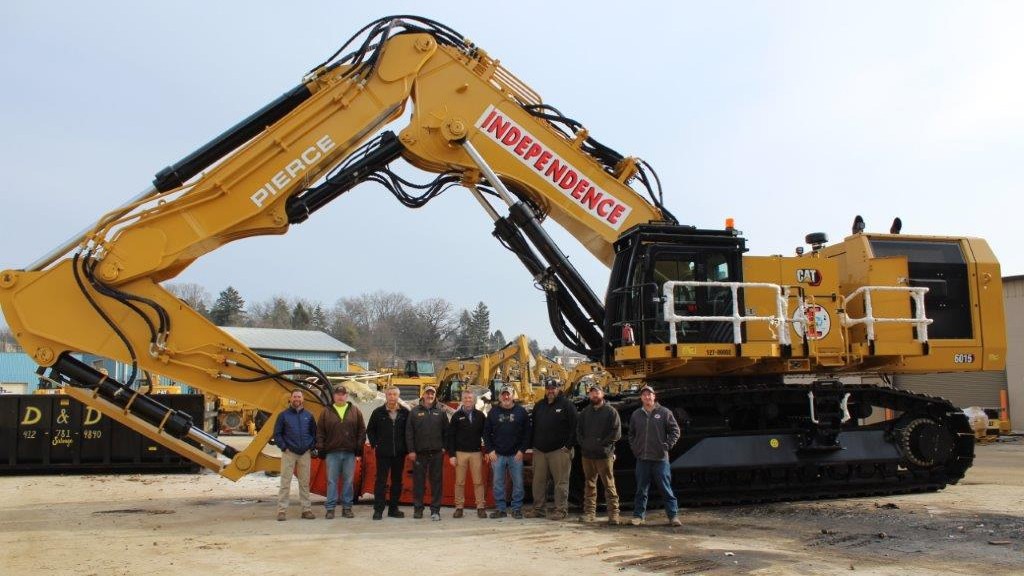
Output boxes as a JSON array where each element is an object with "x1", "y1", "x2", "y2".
[
  {"x1": 434, "y1": 334, "x2": 535, "y2": 405},
  {"x1": 0, "y1": 16, "x2": 1005, "y2": 504}
]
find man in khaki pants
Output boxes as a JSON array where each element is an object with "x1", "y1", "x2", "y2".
[
  {"x1": 575, "y1": 383, "x2": 621, "y2": 524},
  {"x1": 528, "y1": 379, "x2": 577, "y2": 521},
  {"x1": 273, "y1": 389, "x2": 318, "y2": 521},
  {"x1": 446, "y1": 389, "x2": 487, "y2": 518}
]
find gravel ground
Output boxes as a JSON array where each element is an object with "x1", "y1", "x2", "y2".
[{"x1": 1, "y1": 437, "x2": 1021, "y2": 575}]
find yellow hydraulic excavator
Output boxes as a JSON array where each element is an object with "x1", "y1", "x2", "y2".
[{"x1": 0, "y1": 16, "x2": 1004, "y2": 503}]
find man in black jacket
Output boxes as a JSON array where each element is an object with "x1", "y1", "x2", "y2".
[
  {"x1": 575, "y1": 383, "x2": 621, "y2": 524},
  {"x1": 406, "y1": 385, "x2": 448, "y2": 521},
  {"x1": 446, "y1": 389, "x2": 487, "y2": 518},
  {"x1": 366, "y1": 386, "x2": 410, "y2": 520},
  {"x1": 528, "y1": 379, "x2": 577, "y2": 521}
]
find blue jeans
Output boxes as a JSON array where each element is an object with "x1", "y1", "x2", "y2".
[
  {"x1": 634, "y1": 459, "x2": 678, "y2": 519},
  {"x1": 491, "y1": 454, "x2": 524, "y2": 512},
  {"x1": 325, "y1": 451, "x2": 356, "y2": 510}
]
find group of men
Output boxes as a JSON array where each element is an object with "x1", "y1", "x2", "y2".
[{"x1": 274, "y1": 379, "x2": 683, "y2": 526}]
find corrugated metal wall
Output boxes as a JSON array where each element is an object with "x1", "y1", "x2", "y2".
[
  {"x1": 894, "y1": 371, "x2": 1006, "y2": 409},
  {"x1": 258, "y1": 349, "x2": 349, "y2": 374},
  {"x1": 0, "y1": 352, "x2": 43, "y2": 392},
  {"x1": 1004, "y1": 276, "x2": 1023, "y2": 430}
]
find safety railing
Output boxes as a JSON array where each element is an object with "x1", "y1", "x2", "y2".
[
  {"x1": 840, "y1": 286, "x2": 932, "y2": 343},
  {"x1": 662, "y1": 281, "x2": 792, "y2": 346}
]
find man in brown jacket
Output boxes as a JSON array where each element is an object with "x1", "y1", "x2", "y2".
[{"x1": 316, "y1": 385, "x2": 366, "y2": 519}]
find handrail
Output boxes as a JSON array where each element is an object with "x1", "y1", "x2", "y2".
[
  {"x1": 661, "y1": 281, "x2": 791, "y2": 346},
  {"x1": 840, "y1": 286, "x2": 932, "y2": 343}
]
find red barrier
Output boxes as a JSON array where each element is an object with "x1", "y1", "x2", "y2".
[
  {"x1": 311, "y1": 447, "x2": 533, "y2": 509},
  {"x1": 308, "y1": 453, "x2": 364, "y2": 501}
]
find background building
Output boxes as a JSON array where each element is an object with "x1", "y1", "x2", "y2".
[
  {"x1": 220, "y1": 327, "x2": 354, "y2": 374},
  {"x1": 0, "y1": 328, "x2": 354, "y2": 393}
]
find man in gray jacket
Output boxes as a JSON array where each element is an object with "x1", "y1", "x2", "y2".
[{"x1": 628, "y1": 385, "x2": 682, "y2": 526}]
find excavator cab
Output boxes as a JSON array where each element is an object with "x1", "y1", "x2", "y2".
[
  {"x1": 403, "y1": 359, "x2": 436, "y2": 378},
  {"x1": 604, "y1": 225, "x2": 747, "y2": 354}
]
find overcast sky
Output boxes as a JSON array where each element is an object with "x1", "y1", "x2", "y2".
[{"x1": 1, "y1": 1, "x2": 1020, "y2": 351}]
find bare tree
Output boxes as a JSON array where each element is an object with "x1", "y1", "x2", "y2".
[
  {"x1": 0, "y1": 326, "x2": 22, "y2": 352},
  {"x1": 165, "y1": 282, "x2": 212, "y2": 318}
]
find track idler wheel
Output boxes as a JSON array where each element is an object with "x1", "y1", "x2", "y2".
[{"x1": 897, "y1": 417, "x2": 954, "y2": 467}]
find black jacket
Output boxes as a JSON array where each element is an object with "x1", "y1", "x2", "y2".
[
  {"x1": 484, "y1": 403, "x2": 531, "y2": 456},
  {"x1": 530, "y1": 394, "x2": 577, "y2": 453},
  {"x1": 366, "y1": 404, "x2": 410, "y2": 458},
  {"x1": 406, "y1": 400, "x2": 448, "y2": 454},
  {"x1": 446, "y1": 407, "x2": 486, "y2": 453},
  {"x1": 576, "y1": 402, "x2": 621, "y2": 459}
]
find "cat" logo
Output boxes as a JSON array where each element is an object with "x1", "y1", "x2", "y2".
[{"x1": 796, "y1": 269, "x2": 822, "y2": 286}]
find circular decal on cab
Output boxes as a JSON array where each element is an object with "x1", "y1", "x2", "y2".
[{"x1": 792, "y1": 304, "x2": 831, "y2": 340}]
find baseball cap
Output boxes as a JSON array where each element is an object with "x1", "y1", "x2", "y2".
[
  {"x1": 423, "y1": 385, "x2": 437, "y2": 393},
  {"x1": 543, "y1": 379, "x2": 558, "y2": 389},
  {"x1": 333, "y1": 385, "x2": 348, "y2": 395},
  {"x1": 500, "y1": 385, "x2": 515, "y2": 395},
  {"x1": 639, "y1": 385, "x2": 655, "y2": 394},
  {"x1": 587, "y1": 382, "x2": 603, "y2": 392}
]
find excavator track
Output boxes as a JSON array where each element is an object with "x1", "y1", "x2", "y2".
[{"x1": 603, "y1": 382, "x2": 974, "y2": 507}]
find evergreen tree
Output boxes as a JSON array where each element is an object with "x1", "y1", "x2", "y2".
[
  {"x1": 210, "y1": 286, "x2": 246, "y2": 326},
  {"x1": 489, "y1": 329, "x2": 506, "y2": 351},
  {"x1": 546, "y1": 345, "x2": 561, "y2": 358},
  {"x1": 269, "y1": 297, "x2": 290, "y2": 328},
  {"x1": 291, "y1": 302, "x2": 311, "y2": 330},
  {"x1": 311, "y1": 304, "x2": 328, "y2": 331},
  {"x1": 469, "y1": 301, "x2": 491, "y2": 355},
  {"x1": 453, "y1": 310, "x2": 473, "y2": 357},
  {"x1": 528, "y1": 338, "x2": 541, "y2": 357}
]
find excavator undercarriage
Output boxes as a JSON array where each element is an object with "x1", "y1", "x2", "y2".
[{"x1": 601, "y1": 381, "x2": 973, "y2": 506}]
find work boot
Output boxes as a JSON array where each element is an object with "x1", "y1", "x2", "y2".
[
  {"x1": 453, "y1": 508, "x2": 464, "y2": 519},
  {"x1": 342, "y1": 507, "x2": 354, "y2": 519},
  {"x1": 511, "y1": 509, "x2": 524, "y2": 520},
  {"x1": 388, "y1": 508, "x2": 405, "y2": 518},
  {"x1": 301, "y1": 510, "x2": 315, "y2": 520},
  {"x1": 608, "y1": 511, "x2": 620, "y2": 525},
  {"x1": 431, "y1": 512, "x2": 441, "y2": 522},
  {"x1": 524, "y1": 507, "x2": 546, "y2": 518},
  {"x1": 372, "y1": 509, "x2": 383, "y2": 521},
  {"x1": 325, "y1": 509, "x2": 335, "y2": 520},
  {"x1": 414, "y1": 507, "x2": 424, "y2": 519},
  {"x1": 548, "y1": 510, "x2": 567, "y2": 521},
  {"x1": 277, "y1": 511, "x2": 286, "y2": 521},
  {"x1": 580, "y1": 513, "x2": 597, "y2": 523},
  {"x1": 489, "y1": 509, "x2": 508, "y2": 519},
  {"x1": 630, "y1": 517, "x2": 645, "y2": 526},
  {"x1": 477, "y1": 508, "x2": 487, "y2": 519},
  {"x1": 669, "y1": 515, "x2": 683, "y2": 527}
]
